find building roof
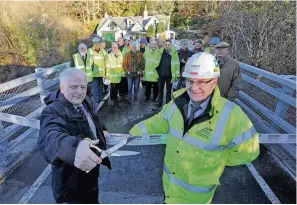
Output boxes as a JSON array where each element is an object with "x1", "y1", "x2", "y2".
[{"x1": 97, "y1": 14, "x2": 167, "y2": 31}]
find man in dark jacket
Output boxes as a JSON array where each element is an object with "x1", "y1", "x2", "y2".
[
  {"x1": 178, "y1": 39, "x2": 194, "y2": 73},
  {"x1": 155, "y1": 40, "x2": 180, "y2": 108},
  {"x1": 38, "y1": 68, "x2": 111, "y2": 204},
  {"x1": 215, "y1": 41, "x2": 242, "y2": 101}
]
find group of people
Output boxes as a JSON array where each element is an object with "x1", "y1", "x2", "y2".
[
  {"x1": 71, "y1": 34, "x2": 242, "y2": 113},
  {"x1": 38, "y1": 35, "x2": 258, "y2": 204}
]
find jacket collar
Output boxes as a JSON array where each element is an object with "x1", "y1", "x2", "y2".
[
  {"x1": 173, "y1": 86, "x2": 223, "y2": 118},
  {"x1": 57, "y1": 90, "x2": 93, "y2": 119}
]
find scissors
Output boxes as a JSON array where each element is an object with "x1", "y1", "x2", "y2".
[{"x1": 86, "y1": 136, "x2": 137, "y2": 173}]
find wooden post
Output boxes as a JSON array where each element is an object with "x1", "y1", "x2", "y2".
[{"x1": 35, "y1": 68, "x2": 47, "y2": 105}]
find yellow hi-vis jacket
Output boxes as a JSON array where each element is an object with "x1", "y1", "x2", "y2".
[
  {"x1": 129, "y1": 86, "x2": 260, "y2": 204},
  {"x1": 72, "y1": 53, "x2": 93, "y2": 82},
  {"x1": 105, "y1": 51, "x2": 123, "y2": 84},
  {"x1": 159, "y1": 47, "x2": 181, "y2": 83},
  {"x1": 143, "y1": 49, "x2": 162, "y2": 82},
  {"x1": 88, "y1": 48, "x2": 107, "y2": 77}
]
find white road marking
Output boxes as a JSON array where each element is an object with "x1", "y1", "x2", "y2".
[
  {"x1": 18, "y1": 93, "x2": 109, "y2": 204},
  {"x1": 18, "y1": 165, "x2": 51, "y2": 204},
  {"x1": 246, "y1": 163, "x2": 281, "y2": 204}
]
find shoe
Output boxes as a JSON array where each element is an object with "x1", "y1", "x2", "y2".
[
  {"x1": 118, "y1": 96, "x2": 122, "y2": 102},
  {"x1": 134, "y1": 97, "x2": 137, "y2": 102},
  {"x1": 153, "y1": 97, "x2": 158, "y2": 102},
  {"x1": 154, "y1": 101, "x2": 161, "y2": 105},
  {"x1": 144, "y1": 98, "x2": 149, "y2": 102},
  {"x1": 110, "y1": 100, "x2": 115, "y2": 106},
  {"x1": 128, "y1": 99, "x2": 132, "y2": 104},
  {"x1": 155, "y1": 102, "x2": 162, "y2": 108}
]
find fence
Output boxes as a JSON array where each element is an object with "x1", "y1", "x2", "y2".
[{"x1": 0, "y1": 62, "x2": 70, "y2": 182}]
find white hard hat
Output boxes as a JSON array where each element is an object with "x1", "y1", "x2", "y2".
[
  {"x1": 182, "y1": 52, "x2": 220, "y2": 79},
  {"x1": 103, "y1": 76, "x2": 110, "y2": 85}
]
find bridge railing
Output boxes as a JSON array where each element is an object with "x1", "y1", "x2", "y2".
[{"x1": 0, "y1": 62, "x2": 70, "y2": 182}]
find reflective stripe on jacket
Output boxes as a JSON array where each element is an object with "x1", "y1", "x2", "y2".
[
  {"x1": 105, "y1": 51, "x2": 123, "y2": 84},
  {"x1": 88, "y1": 48, "x2": 107, "y2": 77},
  {"x1": 143, "y1": 49, "x2": 162, "y2": 82},
  {"x1": 72, "y1": 53, "x2": 93, "y2": 82},
  {"x1": 129, "y1": 86, "x2": 259, "y2": 204}
]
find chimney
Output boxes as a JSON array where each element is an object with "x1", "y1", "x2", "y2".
[{"x1": 143, "y1": 5, "x2": 149, "y2": 20}]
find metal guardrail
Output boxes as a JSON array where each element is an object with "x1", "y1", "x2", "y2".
[{"x1": 0, "y1": 62, "x2": 70, "y2": 182}]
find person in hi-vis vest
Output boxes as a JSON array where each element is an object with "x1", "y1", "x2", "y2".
[
  {"x1": 130, "y1": 52, "x2": 259, "y2": 204},
  {"x1": 88, "y1": 36, "x2": 108, "y2": 112},
  {"x1": 71, "y1": 43, "x2": 93, "y2": 97},
  {"x1": 105, "y1": 42, "x2": 124, "y2": 106}
]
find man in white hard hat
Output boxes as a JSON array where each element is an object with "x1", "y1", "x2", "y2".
[{"x1": 130, "y1": 52, "x2": 259, "y2": 204}]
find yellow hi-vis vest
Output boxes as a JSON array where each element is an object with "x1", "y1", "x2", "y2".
[
  {"x1": 143, "y1": 49, "x2": 162, "y2": 82},
  {"x1": 72, "y1": 53, "x2": 93, "y2": 82},
  {"x1": 129, "y1": 86, "x2": 260, "y2": 204},
  {"x1": 105, "y1": 51, "x2": 123, "y2": 84},
  {"x1": 88, "y1": 48, "x2": 107, "y2": 77}
]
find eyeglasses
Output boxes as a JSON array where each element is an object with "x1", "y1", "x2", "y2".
[
  {"x1": 165, "y1": 44, "x2": 170, "y2": 46},
  {"x1": 186, "y1": 79, "x2": 214, "y2": 87}
]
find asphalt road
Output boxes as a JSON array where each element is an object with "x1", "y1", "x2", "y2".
[{"x1": 0, "y1": 88, "x2": 295, "y2": 204}]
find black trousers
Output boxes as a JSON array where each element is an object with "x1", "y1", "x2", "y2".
[
  {"x1": 110, "y1": 83, "x2": 121, "y2": 100},
  {"x1": 145, "y1": 82, "x2": 159, "y2": 99},
  {"x1": 61, "y1": 192, "x2": 99, "y2": 204},
  {"x1": 157, "y1": 77, "x2": 172, "y2": 104},
  {"x1": 119, "y1": 77, "x2": 128, "y2": 96}
]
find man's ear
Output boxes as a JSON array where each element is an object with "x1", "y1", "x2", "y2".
[
  {"x1": 212, "y1": 78, "x2": 218, "y2": 88},
  {"x1": 60, "y1": 83, "x2": 64, "y2": 94}
]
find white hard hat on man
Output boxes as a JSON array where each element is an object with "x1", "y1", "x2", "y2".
[
  {"x1": 182, "y1": 52, "x2": 220, "y2": 79},
  {"x1": 182, "y1": 52, "x2": 220, "y2": 102}
]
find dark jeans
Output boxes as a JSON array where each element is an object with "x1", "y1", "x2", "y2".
[
  {"x1": 157, "y1": 77, "x2": 172, "y2": 104},
  {"x1": 110, "y1": 83, "x2": 121, "y2": 100},
  {"x1": 119, "y1": 77, "x2": 128, "y2": 96},
  {"x1": 87, "y1": 83, "x2": 92, "y2": 98},
  {"x1": 92, "y1": 77, "x2": 103, "y2": 102},
  {"x1": 127, "y1": 77, "x2": 139, "y2": 99},
  {"x1": 145, "y1": 82, "x2": 159, "y2": 99}
]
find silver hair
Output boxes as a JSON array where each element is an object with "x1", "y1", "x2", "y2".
[
  {"x1": 59, "y1": 68, "x2": 87, "y2": 86},
  {"x1": 78, "y1": 43, "x2": 87, "y2": 50}
]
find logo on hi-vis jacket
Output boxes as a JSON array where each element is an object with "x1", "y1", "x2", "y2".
[{"x1": 196, "y1": 127, "x2": 213, "y2": 140}]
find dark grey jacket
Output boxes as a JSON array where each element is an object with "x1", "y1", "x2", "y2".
[
  {"x1": 218, "y1": 57, "x2": 242, "y2": 101},
  {"x1": 38, "y1": 90, "x2": 110, "y2": 203}
]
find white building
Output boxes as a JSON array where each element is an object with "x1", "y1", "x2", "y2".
[{"x1": 95, "y1": 6, "x2": 175, "y2": 41}]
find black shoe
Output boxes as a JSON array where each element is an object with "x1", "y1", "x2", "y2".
[
  {"x1": 144, "y1": 98, "x2": 149, "y2": 102},
  {"x1": 134, "y1": 97, "x2": 137, "y2": 102},
  {"x1": 155, "y1": 102, "x2": 162, "y2": 108}
]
